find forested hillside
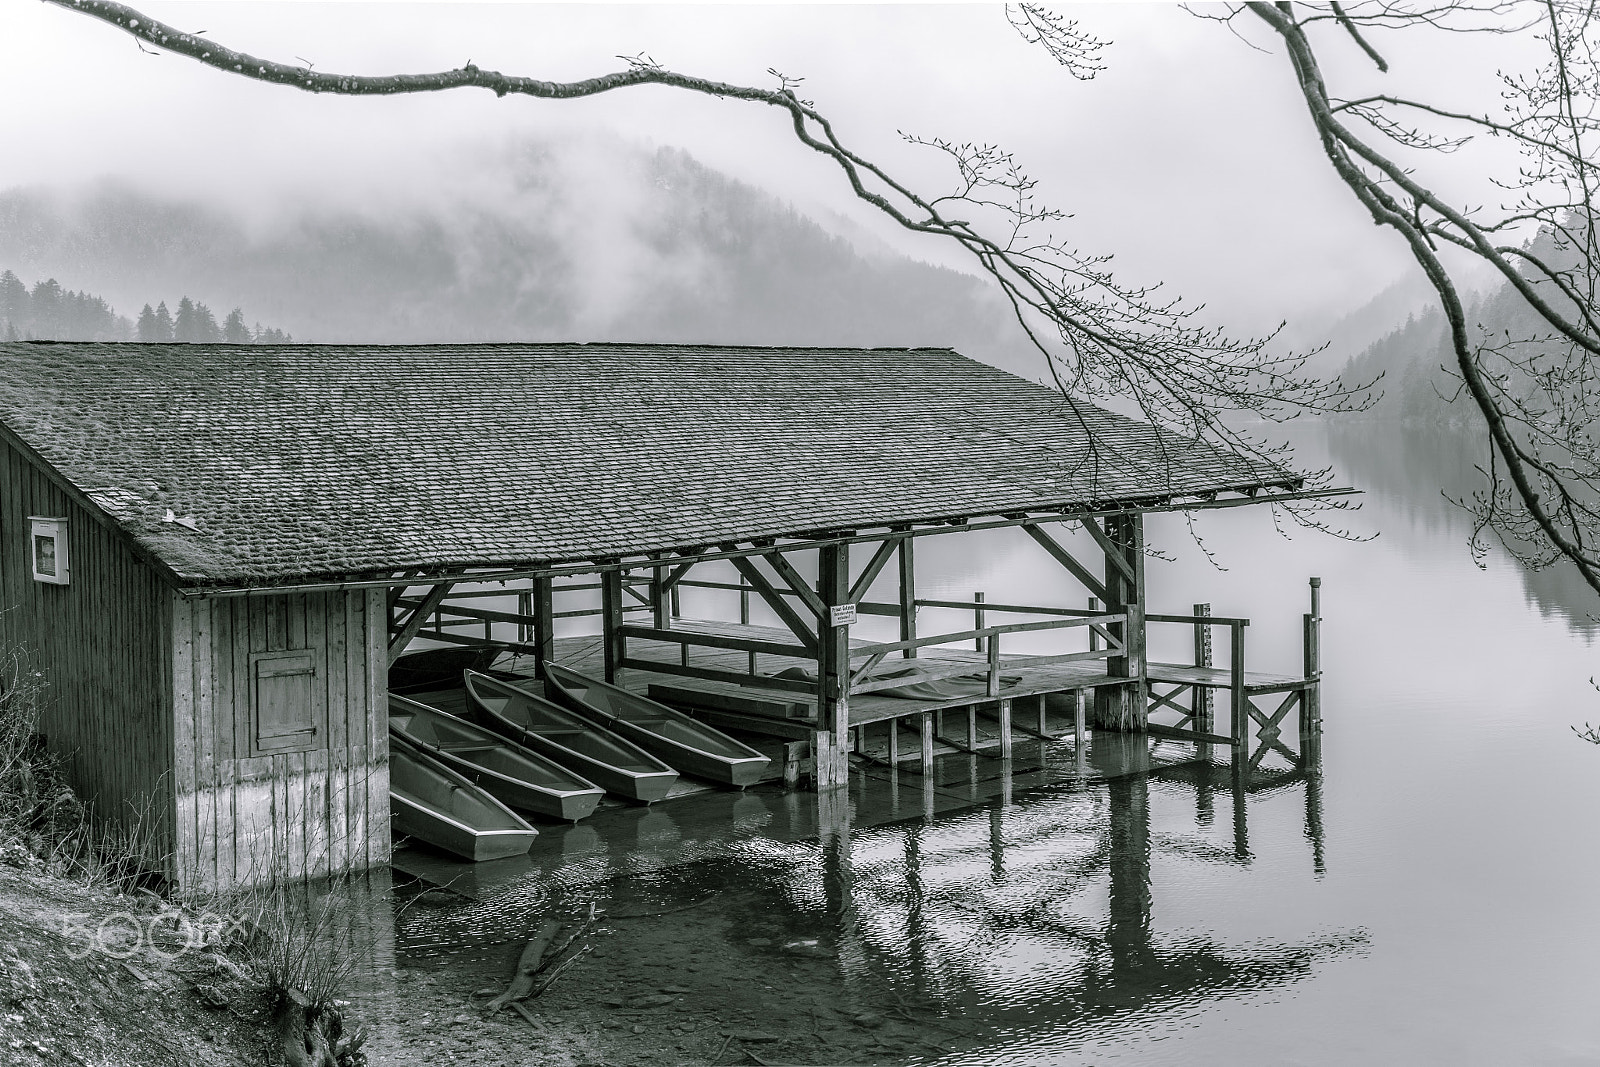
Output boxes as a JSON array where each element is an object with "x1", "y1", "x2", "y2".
[
  {"x1": 0, "y1": 269, "x2": 288, "y2": 344},
  {"x1": 0, "y1": 142, "x2": 1039, "y2": 373}
]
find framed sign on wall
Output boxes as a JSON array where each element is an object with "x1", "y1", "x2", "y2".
[{"x1": 29, "y1": 517, "x2": 69, "y2": 585}]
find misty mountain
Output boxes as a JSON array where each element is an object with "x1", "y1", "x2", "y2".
[
  {"x1": 1337, "y1": 230, "x2": 1587, "y2": 423},
  {"x1": 0, "y1": 142, "x2": 1042, "y2": 376}
]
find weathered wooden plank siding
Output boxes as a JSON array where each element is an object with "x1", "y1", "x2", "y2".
[
  {"x1": 174, "y1": 588, "x2": 389, "y2": 892},
  {"x1": 0, "y1": 435, "x2": 174, "y2": 864}
]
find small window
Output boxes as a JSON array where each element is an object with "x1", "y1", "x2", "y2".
[
  {"x1": 29, "y1": 517, "x2": 68, "y2": 585},
  {"x1": 252, "y1": 649, "x2": 324, "y2": 753}
]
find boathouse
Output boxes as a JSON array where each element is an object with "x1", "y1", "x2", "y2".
[{"x1": 0, "y1": 341, "x2": 1329, "y2": 891}]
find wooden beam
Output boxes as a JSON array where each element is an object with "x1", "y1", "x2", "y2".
[
  {"x1": 532, "y1": 576, "x2": 554, "y2": 677},
  {"x1": 729, "y1": 553, "x2": 820, "y2": 653},
  {"x1": 616, "y1": 624, "x2": 812, "y2": 660},
  {"x1": 898, "y1": 537, "x2": 917, "y2": 659},
  {"x1": 848, "y1": 538, "x2": 899, "y2": 604},
  {"x1": 1093, "y1": 513, "x2": 1147, "y2": 733},
  {"x1": 1081, "y1": 516, "x2": 1137, "y2": 585},
  {"x1": 816, "y1": 543, "x2": 852, "y2": 788},
  {"x1": 617, "y1": 657, "x2": 818, "y2": 696},
  {"x1": 760, "y1": 550, "x2": 828, "y2": 619},
  {"x1": 387, "y1": 581, "x2": 453, "y2": 664},
  {"x1": 1022, "y1": 524, "x2": 1112, "y2": 604},
  {"x1": 601, "y1": 569, "x2": 626, "y2": 683}
]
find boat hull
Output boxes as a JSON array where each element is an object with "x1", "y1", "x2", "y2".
[
  {"x1": 464, "y1": 672, "x2": 679, "y2": 803},
  {"x1": 542, "y1": 664, "x2": 770, "y2": 788},
  {"x1": 390, "y1": 695, "x2": 605, "y2": 822},
  {"x1": 388, "y1": 740, "x2": 538, "y2": 862}
]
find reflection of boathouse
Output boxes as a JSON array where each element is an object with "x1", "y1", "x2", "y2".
[{"x1": 0, "y1": 342, "x2": 1329, "y2": 890}]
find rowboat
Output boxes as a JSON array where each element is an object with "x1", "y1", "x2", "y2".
[
  {"x1": 542, "y1": 663, "x2": 771, "y2": 788},
  {"x1": 463, "y1": 671, "x2": 680, "y2": 804},
  {"x1": 389, "y1": 643, "x2": 506, "y2": 693},
  {"x1": 388, "y1": 734, "x2": 539, "y2": 862},
  {"x1": 390, "y1": 694, "x2": 605, "y2": 822}
]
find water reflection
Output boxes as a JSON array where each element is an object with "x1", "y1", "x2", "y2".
[
  {"x1": 1323, "y1": 420, "x2": 1600, "y2": 630},
  {"x1": 380, "y1": 730, "x2": 1352, "y2": 1064}
]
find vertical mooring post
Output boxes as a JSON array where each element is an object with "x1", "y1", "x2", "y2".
[
  {"x1": 600, "y1": 568, "x2": 625, "y2": 684},
  {"x1": 898, "y1": 536, "x2": 918, "y2": 659},
  {"x1": 1301, "y1": 577, "x2": 1323, "y2": 766},
  {"x1": 532, "y1": 575, "x2": 555, "y2": 680},
  {"x1": 1093, "y1": 514, "x2": 1148, "y2": 733},
  {"x1": 1229, "y1": 619, "x2": 1249, "y2": 766},
  {"x1": 815, "y1": 543, "x2": 852, "y2": 788}
]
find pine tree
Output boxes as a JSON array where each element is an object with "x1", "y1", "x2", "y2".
[
  {"x1": 223, "y1": 308, "x2": 251, "y2": 343},
  {"x1": 153, "y1": 301, "x2": 175, "y2": 342},
  {"x1": 172, "y1": 296, "x2": 199, "y2": 342},
  {"x1": 0, "y1": 271, "x2": 26, "y2": 326},
  {"x1": 137, "y1": 304, "x2": 160, "y2": 342},
  {"x1": 193, "y1": 301, "x2": 222, "y2": 342},
  {"x1": 29, "y1": 279, "x2": 62, "y2": 336}
]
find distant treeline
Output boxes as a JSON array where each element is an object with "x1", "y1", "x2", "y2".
[{"x1": 0, "y1": 269, "x2": 290, "y2": 343}]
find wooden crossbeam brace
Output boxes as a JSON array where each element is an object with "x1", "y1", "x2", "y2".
[
  {"x1": 759, "y1": 550, "x2": 828, "y2": 619},
  {"x1": 1246, "y1": 692, "x2": 1303, "y2": 771},
  {"x1": 728, "y1": 552, "x2": 819, "y2": 653},
  {"x1": 1148, "y1": 684, "x2": 1195, "y2": 725},
  {"x1": 848, "y1": 538, "x2": 900, "y2": 603},
  {"x1": 387, "y1": 581, "x2": 453, "y2": 665},
  {"x1": 849, "y1": 650, "x2": 889, "y2": 689},
  {"x1": 1081, "y1": 517, "x2": 1137, "y2": 586},
  {"x1": 1022, "y1": 524, "x2": 1111, "y2": 604},
  {"x1": 658, "y1": 559, "x2": 697, "y2": 594}
]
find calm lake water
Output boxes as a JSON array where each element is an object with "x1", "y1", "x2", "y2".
[{"x1": 375, "y1": 420, "x2": 1600, "y2": 1066}]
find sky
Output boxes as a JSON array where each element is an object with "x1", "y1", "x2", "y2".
[{"x1": 0, "y1": 0, "x2": 1538, "y2": 339}]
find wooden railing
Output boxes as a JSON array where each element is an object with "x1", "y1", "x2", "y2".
[{"x1": 847, "y1": 610, "x2": 1125, "y2": 698}]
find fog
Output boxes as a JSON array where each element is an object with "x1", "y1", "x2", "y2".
[{"x1": 1, "y1": 1, "x2": 1538, "y2": 347}]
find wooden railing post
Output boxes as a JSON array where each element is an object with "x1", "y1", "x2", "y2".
[
  {"x1": 1193, "y1": 603, "x2": 1214, "y2": 734},
  {"x1": 1088, "y1": 597, "x2": 1102, "y2": 651},
  {"x1": 1301, "y1": 576, "x2": 1323, "y2": 765},
  {"x1": 518, "y1": 589, "x2": 532, "y2": 645},
  {"x1": 1229, "y1": 619, "x2": 1249, "y2": 753},
  {"x1": 974, "y1": 591, "x2": 986, "y2": 652}
]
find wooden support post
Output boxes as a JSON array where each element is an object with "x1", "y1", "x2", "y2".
[
  {"x1": 532, "y1": 576, "x2": 554, "y2": 678},
  {"x1": 974, "y1": 591, "x2": 986, "y2": 652},
  {"x1": 815, "y1": 543, "x2": 852, "y2": 788},
  {"x1": 1037, "y1": 694, "x2": 1049, "y2": 738},
  {"x1": 965, "y1": 707, "x2": 977, "y2": 750},
  {"x1": 1088, "y1": 597, "x2": 1102, "y2": 651},
  {"x1": 1092, "y1": 514, "x2": 1147, "y2": 732},
  {"x1": 898, "y1": 536, "x2": 918, "y2": 658},
  {"x1": 518, "y1": 589, "x2": 532, "y2": 644},
  {"x1": 920, "y1": 712, "x2": 934, "y2": 777},
  {"x1": 601, "y1": 569, "x2": 625, "y2": 684},
  {"x1": 998, "y1": 699, "x2": 1013, "y2": 759},
  {"x1": 651, "y1": 556, "x2": 670, "y2": 631},
  {"x1": 1303, "y1": 578, "x2": 1322, "y2": 719},
  {"x1": 887, "y1": 717, "x2": 900, "y2": 765},
  {"x1": 1230, "y1": 619, "x2": 1249, "y2": 762},
  {"x1": 1193, "y1": 603, "x2": 1214, "y2": 732}
]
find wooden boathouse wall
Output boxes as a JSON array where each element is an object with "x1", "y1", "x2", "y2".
[
  {"x1": 0, "y1": 431, "x2": 175, "y2": 861},
  {"x1": 172, "y1": 589, "x2": 390, "y2": 891}
]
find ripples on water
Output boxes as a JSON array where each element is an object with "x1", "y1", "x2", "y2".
[{"x1": 365, "y1": 423, "x2": 1600, "y2": 1065}]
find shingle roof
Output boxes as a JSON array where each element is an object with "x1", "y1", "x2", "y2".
[{"x1": 0, "y1": 342, "x2": 1301, "y2": 587}]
